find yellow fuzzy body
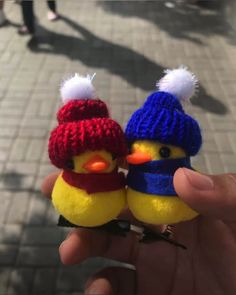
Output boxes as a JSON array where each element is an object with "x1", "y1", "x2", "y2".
[
  {"x1": 127, "y1": 188, "x2": 198, "y2": 225},
  {"x1": 52, "y1": 174, "x2": 126, "y2": 227},
  {"x1": 127, "y1": 140, "x2": 199, "y2": 224}
]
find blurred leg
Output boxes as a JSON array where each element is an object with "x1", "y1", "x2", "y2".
[
  {"x1": 0, "y1": 0, "x2": 4, "y2": 10},
  {"x1": 20, "y1": 0, "x2": 35, "y2": 33},
  {"x1": 47, "y1": 0, "x2": 59, "y2": 21},
  {"x1": 47, "y1": 0, "x2": 56, "y2": 13},
  {"x1": 0, "y1": 0, "x2": 6, "y2": 26}
]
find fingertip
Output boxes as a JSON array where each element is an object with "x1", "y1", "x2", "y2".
[
  {"x1": 173, "y1": 168, "x2": 192, "y2": 200},
  {"x1": 59, "y1": 240, "x2": 72, "y2": 265},
  {"x1": 173, "y1": 168, "x2": 209, "y2": 213},
  {"x1": 173, "y1": 168, "x2": 184, "y2": 188},
  {"x1": 59, "y1": 229, "x2": 110, "y2": 265},
  {"x1": 59, "y1": 229, "x2": 88, "y2": 265},
  {"x1": 41, "y1": 172, "x2": 59, "y2": 198},
  {"x1": 85, "y1": 277, "x2": 114, "y2": 295}
]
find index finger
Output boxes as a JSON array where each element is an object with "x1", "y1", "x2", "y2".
[{"x1": 59, "y1": 228, "x2": 138, "y2": 265}]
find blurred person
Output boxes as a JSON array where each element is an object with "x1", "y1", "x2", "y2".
[
  {"x1": 19, "y1": 0, "x2": 59, "y2": 35},
  {"x1": 0, "y1": 0, "x2": 6, "y2": 26}
]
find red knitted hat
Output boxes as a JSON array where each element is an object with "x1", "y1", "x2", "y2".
[{"x1": 48, "y1": 74, "x2": 127, "y2": 169}]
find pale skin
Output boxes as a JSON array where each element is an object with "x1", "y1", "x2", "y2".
[{"x1": 42, "y1": 168, "x2": 236, "y2": 295}]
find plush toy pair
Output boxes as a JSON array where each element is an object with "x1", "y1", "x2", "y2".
[{"x1": 48, "y1": 67, "x2": 202, "y2": 248}]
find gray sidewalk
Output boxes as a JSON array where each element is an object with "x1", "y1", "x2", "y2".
[{"x1": 0, "y1": 0, "x2": 236, "y2": 294}]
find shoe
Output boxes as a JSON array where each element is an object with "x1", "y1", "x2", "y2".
[
  {"x1": 0, "y1": 10, "x2": 7, "y2": 27},
  {"x1": 47, "y1": 10, "x2": 59, "y2": 21},
  {"x1": 18, "y1": 25, "x2": 34, "y2": 35}
]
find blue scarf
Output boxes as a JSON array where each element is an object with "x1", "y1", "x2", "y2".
[{"x1": 127, "y1": 157, "x2": 193, "y2": 197}]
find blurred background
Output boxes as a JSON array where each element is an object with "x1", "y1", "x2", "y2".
[{"x1": 0, "y1": 0, "x2": 235, "y2": 294}]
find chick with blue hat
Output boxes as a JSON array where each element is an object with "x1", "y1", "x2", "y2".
[{"x1": 126, "y1": 66, "x2": 202, "y2": 225}]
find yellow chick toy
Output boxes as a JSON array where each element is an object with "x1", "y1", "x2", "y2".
[
  {"x1": 48, "y1": 74, "x2": 127, "y2": 228},
  {"x1": 125, "y1": 67, "x2": 202, "y2": 226}
]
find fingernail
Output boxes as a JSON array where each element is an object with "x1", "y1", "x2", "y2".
[{"x1": 182, "y1": 168, "x2": 214, "y2": 190}]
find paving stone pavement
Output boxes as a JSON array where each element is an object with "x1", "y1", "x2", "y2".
[{"x1": 0, "y1": 0, "x2": 236, "y2": 294}]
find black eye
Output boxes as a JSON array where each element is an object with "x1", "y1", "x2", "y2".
[
  {"x1": 159, "y1": 146, "x2": 171, "y2": 159},
  {"x1": 112, "y1": 154, "x2": 117, "y2": 160},
  {"x1": 66, "y1": 159, "x2": 74, "y2": 170}
]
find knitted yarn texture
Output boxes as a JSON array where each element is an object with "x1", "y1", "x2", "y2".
[
  {"x1": 125, "y1": 91, "x2": 202, "y2": 156},
  {"x1": 49, "y1": 99, "x2": 127, "y2": 169}
]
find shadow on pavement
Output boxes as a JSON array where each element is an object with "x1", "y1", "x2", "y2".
[
  {"x1": 26, "y1": 15, "x2": 228, "y2": 115},
  {"x1": 1, "y1": 172, "x2": 26, "y2": 192},
  {"x1": 98, "y1": 0, "x2": 236, "y2": 45},
  {"x1": 28, "y1": 15, "x2": 164, "y2": 92},
  {"x1": 191, "y1": 85, "x2": 228, "y2": 114}
]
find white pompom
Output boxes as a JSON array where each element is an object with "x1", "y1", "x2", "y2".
[
  {"x1": 60, "y1": 73, "x2": 96, "y2": 104},
  {"x1": 157, "y1": 66, "x2": 198, "y2": 102}
]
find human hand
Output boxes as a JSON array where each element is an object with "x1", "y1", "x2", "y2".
[{"x1": 41, "y1": 169, "x2": 236, "y2": 295}]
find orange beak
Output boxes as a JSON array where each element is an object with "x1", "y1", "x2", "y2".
[
  {"x1": 126, "y1": 151, "x2": 152, "y2": 165},
  {"x1": 83, "y1": 155, "x2": 109, "y2": 173}
]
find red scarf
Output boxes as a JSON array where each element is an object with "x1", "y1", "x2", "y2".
[{"x1": 62, "y1": 169, "x2": 126, "y2": 194}]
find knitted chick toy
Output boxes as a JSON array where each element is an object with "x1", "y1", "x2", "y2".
[
  {"x1": 125, "y1": 67, "x2": 202, "y2": 225},
  {"x1": 48, "y1": 74, "x2": 127, "y2": 227}
]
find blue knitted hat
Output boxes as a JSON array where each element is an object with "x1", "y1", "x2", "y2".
[{"x1": 125, "y1": 67, "x2": 202, "y2": 156}]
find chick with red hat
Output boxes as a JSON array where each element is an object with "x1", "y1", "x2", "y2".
[{"x1": 48, "y1": 74, "x2": 127, "y2": 228}]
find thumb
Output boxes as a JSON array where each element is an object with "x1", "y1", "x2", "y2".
[{"x1": 174, "y1": 168, "x2": 236, "y2": 222}]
